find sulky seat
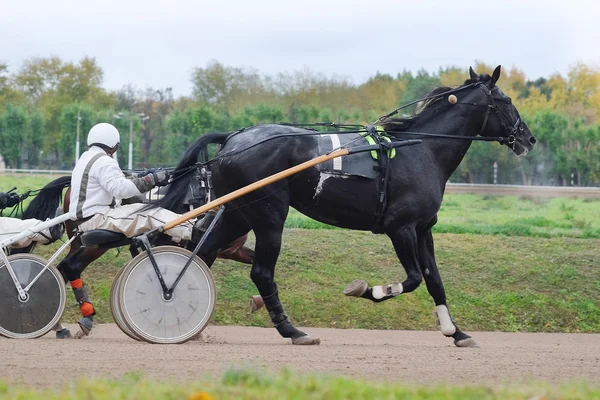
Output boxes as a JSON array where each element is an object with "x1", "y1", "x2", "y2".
[{"x1": 80, "y1": 230, "x2": 131, "y2": 249}]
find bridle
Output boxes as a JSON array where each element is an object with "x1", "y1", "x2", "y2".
[{"x1": 475, "y1": 82, "x2": 524, "y2": 148}]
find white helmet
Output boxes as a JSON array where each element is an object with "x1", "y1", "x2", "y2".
[{"x1": 87, "y1": 123, "x2": 120, "y2": 148}]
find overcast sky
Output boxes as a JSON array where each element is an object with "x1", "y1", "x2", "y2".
[{"x1": 2, "y1": 0, "x2": 599, "y2": 97}]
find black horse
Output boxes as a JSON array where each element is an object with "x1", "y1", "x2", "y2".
[{"x1": 150, "y1": 66, "x2": 537, "y2": 347}]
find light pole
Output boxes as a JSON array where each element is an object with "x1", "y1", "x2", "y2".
[
  {"x1": 112, "y1": 112, "x2": 123, "y2": 161},
  {"x1": 75, "y1": 110, "x2": 81, "y2": 164},
  {"x1": 128, "y1": 103, "x2": 148, "y2": 170}
]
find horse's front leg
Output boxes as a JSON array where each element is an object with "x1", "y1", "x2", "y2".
[
  {"x1": 344, "y1": 225, "x2": 423, "y2": 302},
  {"x1": 417, "y1": 228, "x2": 478, "y2": 347}
]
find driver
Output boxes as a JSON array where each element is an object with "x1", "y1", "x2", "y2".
[{"x1": 67, "y1": 122, "x2": 206, "y2": 336}]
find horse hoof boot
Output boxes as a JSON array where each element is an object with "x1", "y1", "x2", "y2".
[
  {"x1": 249, "y1": 295, "x2": 264, "y2": 313},
  {"x1": 455, "y1": 337, "x2": 479, "y2": 348},
  {"x1": 291, "y1": 335, "x2": 321, "y2": 345},
  {"x1": 343, "y1": 279, "x2": 368, "y2": 297},
  {"x1": 55, "y1": 328, "x2": 72, "y2": 339}
]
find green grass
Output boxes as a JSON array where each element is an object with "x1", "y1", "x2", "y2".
[
  {"x1": 287, "y1": 194, "x2": 600, "y2": 238},
  {"x1": 435, "y1": 194, "x2": 600, "y2": 238},
  {"x1": 34, "y1": 230, "x2": 600, "y2": 333},
  {"x1": 0, "y1": 369, "x2": 598, "y2": 399}
]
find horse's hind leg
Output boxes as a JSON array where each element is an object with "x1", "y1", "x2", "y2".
[
  {"x1": 232, "y1": 187, "x2": 319, "y2": 345},
  {"x1": 418, "y1": 228, "x2": 477, "y2": 348},
  {"x1": 196, "y1": 209, "x2": 252, "y2": 267},
  {"x1": 249, "y1": 223, "x2": 319, "y2": 345}
]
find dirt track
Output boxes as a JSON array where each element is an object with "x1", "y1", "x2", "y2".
[{"x1": 1, "y1": 324, "x2": 599, "y2": 387}]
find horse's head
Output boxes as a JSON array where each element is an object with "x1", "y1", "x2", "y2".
[{"x1": 462, "y1": 65, "x2": 536, "y2": 156}]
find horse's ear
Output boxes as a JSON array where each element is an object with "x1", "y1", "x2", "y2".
[
  {"x1": 469, "y1": 66, "x2": 478, "y2": 80},
  {"x1": 491, "y1": 65, "x2": 502, "y2": 86}
]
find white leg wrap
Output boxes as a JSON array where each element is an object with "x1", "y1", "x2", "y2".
[
  {"x1": 435, "y1": 305, "x2": 456, "y2": 336},
  {"x1": 372, "y1": 282, "x2": 403, "y2": 299},
  {"x1": 372, "y1": 286, "x2": 385, "y2": 299}
]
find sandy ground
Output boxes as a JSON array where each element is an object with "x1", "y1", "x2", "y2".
[{"x1": 1, "y1": 324, "x2": 599, "y2": 387}]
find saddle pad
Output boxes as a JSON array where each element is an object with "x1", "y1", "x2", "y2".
[{"x1": 315, "y1": 133, "x2": 380, "y2": 179}]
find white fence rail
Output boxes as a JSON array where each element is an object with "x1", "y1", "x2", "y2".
[
  {"x1": 0, "y1": 168, "x2": 72, "y2": 174},
  {"x1": 445, "y1": 183, "x2": 600, "y2": 198},
  {"x1": 2, "y1": 169, "x2": 599, "y2": 198}
]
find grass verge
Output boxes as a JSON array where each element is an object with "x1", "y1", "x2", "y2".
[{"x1": 0, "y1": 369, "x2": 599, "y2": 400}]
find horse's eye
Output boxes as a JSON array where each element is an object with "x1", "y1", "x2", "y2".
[{"x1": 506, "y1": 98, "x2": 512, "y2": 105}]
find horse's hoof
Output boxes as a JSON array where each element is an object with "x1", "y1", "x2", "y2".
[
  {"x1": 249, "y1": 295, "x2": 264, "y2": 313},
  {"x1": 343, "y1": 279, "x2": 368, "y2": 297},
  {"x1": 55, "y1": 328, "x2": 72, "y2": 339},
  {"x1": 455, "y1": 337, "x2": 479, "y2": 348},
  {"x1": 291, "y1": 335, "x2": 321, "y2": 345},
  {"x1": 74, "y1": 330, "x2": 87, "y2": 339}
]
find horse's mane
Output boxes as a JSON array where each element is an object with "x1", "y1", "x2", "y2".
[{"x1": 380, "y1": 74, "x2": 491, "y2": 132}]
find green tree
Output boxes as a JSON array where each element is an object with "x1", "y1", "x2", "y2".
[
  {"x1": 191, "y1": 60, "x2": 263, "y2": 110},
  {"x1": 165, "y1": 109, "x2": 196, "y2": 163},
  {"x1": 0, "y1": 104, "x2": 28, "y2": 168},
  {"x1": 25, "y1": 109, "x2": 45, "y2": 167},
  {"x1": 397, "y1": 69, "x2": 441, "y2": 113},
  {"x1": 111, "y1": 110, "x2": 142, "y2": 169},
  {"x1": 59, "y1": 103, "x2": 97, "y2": 167}
]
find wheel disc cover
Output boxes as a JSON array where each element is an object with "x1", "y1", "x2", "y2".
[
  {"x1": 121, "y1": 249, "x2": 215, "y2": 343},
  {"x1": 0, "y1": 256, "x2": 65, "y2": 338}
]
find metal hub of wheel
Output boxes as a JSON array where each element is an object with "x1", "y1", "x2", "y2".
[
  {"x1": 117, "y1": 246, "x2": 216, "y2": 344},
  {"x1": 0, "y1": 254, "x2": 66, "y2": 339}
]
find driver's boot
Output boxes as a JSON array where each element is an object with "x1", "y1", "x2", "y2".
[{"x1": 70, "y1": 279, "x2": 95, "y2": 339}]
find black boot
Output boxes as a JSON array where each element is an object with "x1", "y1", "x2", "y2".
[
  {"x1": 71, "y1": 280, "x2": 95, "y2": 338},
  {"x1": 262, "y1": 290, "x2": 319, "y2": 344}
]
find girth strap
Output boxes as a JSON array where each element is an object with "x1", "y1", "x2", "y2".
[{"x1": 364, "y1": 125, "x2": 393, "y2": 234}]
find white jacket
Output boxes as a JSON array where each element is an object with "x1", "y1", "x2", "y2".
[{"x1": 69, "y1": 146, "x2": 148, "y2": 220}]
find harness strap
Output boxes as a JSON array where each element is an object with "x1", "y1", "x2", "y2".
[{"x1": 364, "y1": 125, "x2": 393, "y2": 234}]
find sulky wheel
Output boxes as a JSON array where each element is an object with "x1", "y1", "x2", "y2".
[
  {"x1": 118, "y1": 246, "x2": 217, "y2": 344},
  {"x1": 109, "y1": 267, "x2": 141, "y2": 341},
  {"x1": 0, "y1": 254, "x2": 66, "y2": 339}
]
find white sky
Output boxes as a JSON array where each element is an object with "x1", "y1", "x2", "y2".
[{"x1": 2, "y1": 0, "x2": 599, "y2": 97}]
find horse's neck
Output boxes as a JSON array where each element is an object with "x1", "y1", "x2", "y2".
[{"x1": 411, "y1": 111, "x2": 481, "y2": 181}]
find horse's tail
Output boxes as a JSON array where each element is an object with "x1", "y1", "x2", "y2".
[
  {"x1": 22, "y1": 175, "x2": 71, "y2": 221},
  {"x1": 149, "y1": 132, "x2": 230, "y2": 211},
  {"x1": 9, "y1": 175, "x2": 71, "y2": 255}
]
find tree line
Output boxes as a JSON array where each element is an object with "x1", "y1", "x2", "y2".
[{"x1": 0, "y1": 57, "x2": 599, "y2": 186}]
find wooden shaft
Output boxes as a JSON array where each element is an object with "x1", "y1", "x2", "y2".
[{"x1": 161, "y1": 148, "x2": 351, "y2": 231}]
